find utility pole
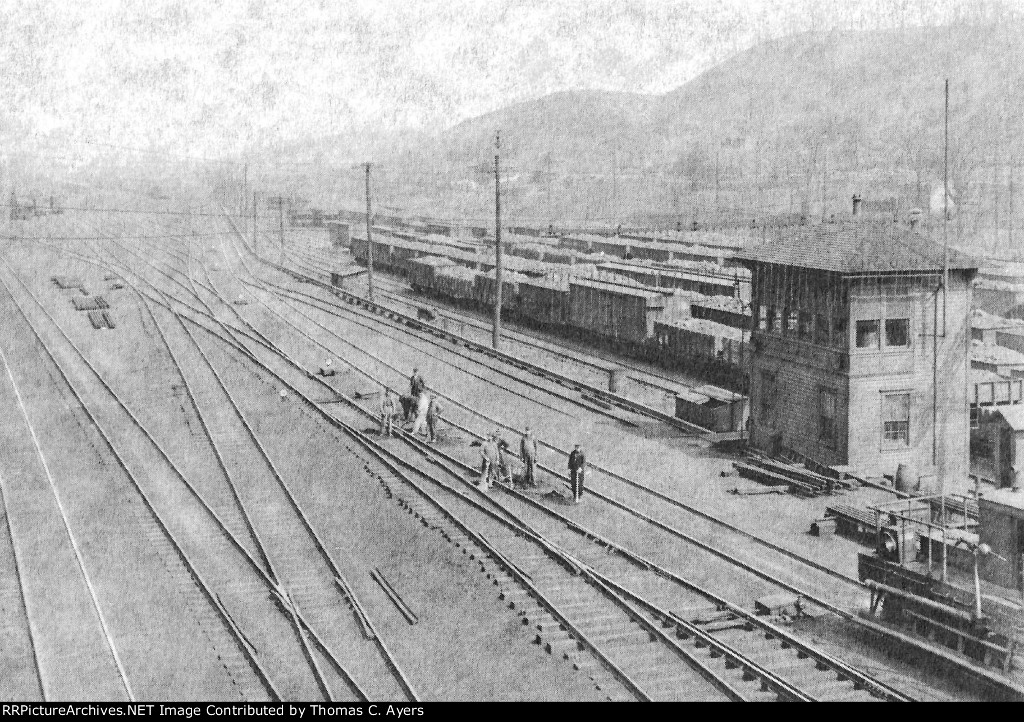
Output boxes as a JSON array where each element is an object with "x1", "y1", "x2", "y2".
[
  {"x1": 611, "y1": 148, "x2": 618, "y2": 226},
  {"x1": 822, "y1": 142, "x2": 829, "y2": 221},
  {"x1": 365, "y1": 163, "x2": 374, "y2": 302},
  {"x1": 1010, "y1": 157, "x2": 1016, "y2": 250},
  {"x1": 493, "y1": 131, "x2": 503, "y2": 350},
  {"x1": 278, "y1": 194, "x2": 284, "y2": 263},
  {"x1": 546, "y1": 155, "x2": 552, "y2": 222}
]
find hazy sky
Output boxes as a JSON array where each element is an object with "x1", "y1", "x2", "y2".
[{"x1": 0, "y1": 0, "x2": 1001, "y2": 160}]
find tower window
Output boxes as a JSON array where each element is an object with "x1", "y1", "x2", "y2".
[
  {"x1": 882, "y1": 392, "x2": 911, "y2": 446},
  {"x1": 885, "y1": 318, "x2": 910, "y2": 347},
  {"x1": 856, "y1": 320, "x2": 880, "y2": 349}
]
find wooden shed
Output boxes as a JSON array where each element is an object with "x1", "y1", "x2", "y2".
[{"x1": 674, "y1": 385, "x2": 748, "y2": 433}]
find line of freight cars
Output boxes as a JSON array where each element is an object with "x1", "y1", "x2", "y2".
[{"x1": 401, "y1": 254, "x2": 750, "y2": 391}]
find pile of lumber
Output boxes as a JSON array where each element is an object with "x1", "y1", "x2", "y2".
[
  {"x1": 87, "y1": 310, "x2": 116, "y2": 330},
  {"x1": 735, "y1": 452, "x2": 856, "y2": 497}
]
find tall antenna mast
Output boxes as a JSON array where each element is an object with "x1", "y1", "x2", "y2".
[
  {"x1": 493, "y1": 131, "x2": 503, "y2": 350},
  {"x1": 365, "y1": 162, "x2": 374, "y2": 302},
  {"x1": 943, "y1": 78, "x2": 949, "y2": 291}
]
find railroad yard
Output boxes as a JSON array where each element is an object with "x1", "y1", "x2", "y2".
[{"x1": 0, "y1": 204, "x2": 1017, "y2": 703}]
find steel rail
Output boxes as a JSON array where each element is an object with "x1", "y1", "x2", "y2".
[
  {"x1": 0, "y1": 437, "x2": 48, "y2": 701},
  {"x1": 0, "y1": 258, "x2": 283, "y2": 702},
  {"x1": 239, "y1": 231, "x2": 880, "y2": 595},
  {"x1": 285, "y1": 239, "x2": 703, "y2": 396},
  {"x1": 228, "y1": 262, "x2": 869, "y2": 606},
  {"x1": 233, "y1": 217, "x2": 1020, "y2": 700},
  {"x1": 1, "y1": 248, "x2": 367, "y2": 702},
  {"x1": 238, "y1": 228, "x2": 710, "y2": 435},
  {"x1": 221, "y1": 224, "x2": 925, "y2": 701},
  {"x1": 209, "y1": 222, "x2": 888, "y2": 701},
  {"x1": 172, "y1": 274, "x2": 815, "y2": 703},
  {"x1": 88, "y1": 235, "x2": 418, "y2": 703}
]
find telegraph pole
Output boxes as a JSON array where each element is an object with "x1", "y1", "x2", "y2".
[
  {"x1": 365, "y1": 163, "x2": 374, "y2": 302},
  {"x1": 278, "y1": 194, "x2": 284, "y2": 263},
  {"x1": 493, "y1": 132, "x2": 503, "y2": 350}
]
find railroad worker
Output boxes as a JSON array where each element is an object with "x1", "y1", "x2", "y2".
[
  {"x1": 399, "y1": 394, "x2": 416, "y2": 422},
  {"x1": 479, "y1": 434, "x2": 501, "y2": 490},
  {"x1": 409, "y1": 368, "x2": 426, "y2": 399},
  {"x1": 568, "y1": 444, "x2": 586, "y2": 503},
  {"x1": 411, "y1": 390, "x2": 431, "y2": 438},
  {"x1": 520, "y1": 427, "x2": 538, "y2": 486},
  {"x1": 379, "y1": 388, "x2": 397, "y2": 438},
  {"x1": 426, "y1": 395, "x2": 444, "y2": 443},
  {"x1": 495, "y1": 433, "x2": 513, "y2": 485}
]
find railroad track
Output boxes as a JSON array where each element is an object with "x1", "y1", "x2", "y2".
[
  {"x1": 215, "y1": 218, "x2": 1024, "y2": 699},
  {"x1": 192, "y1": 219, "x2": 918, "y2": 701},
  {"x1": 0, "y1": 437, "x2": 47, "y2": 701},
  {"x1": 71, "y1": 232, "x2": 418, "y2": 701},
  {"x1": 0, "y1": 245, "x2": 374, "y2": 701},
  {"x1": 33, "y1": 214, "x2": 1011, "y2": 700},
  {"x1": 61, "y1": 220, "x2": 887, "y2": 701},
  {"x1": 226, "y1": 229, "x2": 879, "y2": 597},
  {"x1": 282, "y1": 233, "x2": 716, "y2": 402},
  {"x1": 247, "y1": 233, "x2": 710, "y2": 435},
  {"x1": 0, "y1": 254, "x2": 283, "y2": 701}
]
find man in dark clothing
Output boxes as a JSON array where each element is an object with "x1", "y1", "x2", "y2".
[
  {"x1": 427, "y1": 396, "x2": 443, "y2": 443},
  {"x1": 568, "y1": 444, "x2": 586, "y2": 503},
  {"x1": 520, "y1": 428, "x2": 538, "y2": 486},
  {"x1": 409, "y1": 368, "x2": 425, "y2": 399}
]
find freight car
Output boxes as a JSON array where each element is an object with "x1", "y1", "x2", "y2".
[
  {"x1": 408, "y1": 256, "x2": 457, "y2": 292},
  {"x1": 353, "y1": 236, "x2": 751, "y2": 391},
  {"x1": 654, "y1": 318, "x2": 750, "y2": 389},
  {"x1": 474, "y1": 270, "x2": 527, "y2": 312},
  {"x1": 433, "y1": 266, "x2": 478, "y2": 305},
  {"x1": 568, "y1": 278, "x2": 666, "y2": 346},
  {"x1": 517, "y1": 277, "x2": 571, "y2": 328}
]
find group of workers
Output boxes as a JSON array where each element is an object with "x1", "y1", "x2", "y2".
[
  {"x1": 378, "y1": 365, "x2": 587, "y2": 503},
  {"x1": 379, "y1": 368, "x2": 443, "y2": 443}
]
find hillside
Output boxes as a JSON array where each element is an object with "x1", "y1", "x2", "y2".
[{"x1": 346, "y1": 22, "x2": 1024, "y2": 244}]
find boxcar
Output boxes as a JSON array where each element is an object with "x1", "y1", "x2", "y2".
[
  {"x1": 434, "y1": 266, "x2": 477, "y2": 304},
  {"x1": 518, "y1": 278, "x2": 571, "y2": 328},
  {"x1": 351, "y1": 235, "x2": 369, "y2": 264},
  {"x1": 408, "y1": 256, "x2": 457, "y2": 292},
  {"x1": 474, "y1": 271, "x2": 523, "y2": 311},
  {"x1": 569, "y1": 278, "x2": 665, "y2": 344}
]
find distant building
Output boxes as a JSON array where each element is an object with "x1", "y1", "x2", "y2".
[
  {"x1": 737, "y1": 219, "x2": 978, "y2": 486},
  {"x1": 970, "y1": 340, "x2": 1024, "y2": 377}
]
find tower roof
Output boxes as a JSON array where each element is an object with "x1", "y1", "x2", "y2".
[{"x1": 737, "y1": 221, "x2": 978, "y2": 274}]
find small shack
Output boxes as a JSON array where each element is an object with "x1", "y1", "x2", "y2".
[
  {"x1": 977, "y1": 406, "x2": 1024, "y2": 491},
  {"x1": 674, "y1": 385, "x2": 748, "y2": 433}
]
